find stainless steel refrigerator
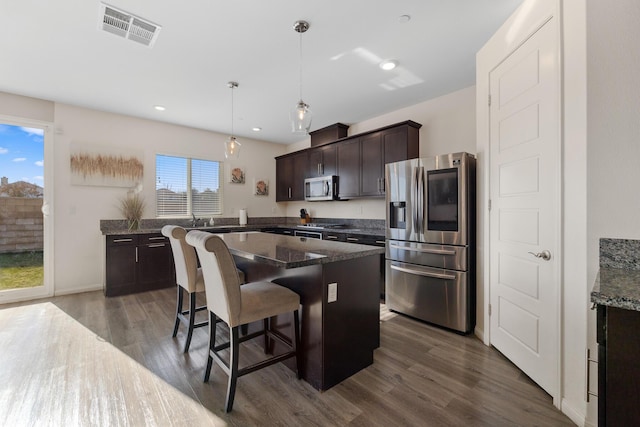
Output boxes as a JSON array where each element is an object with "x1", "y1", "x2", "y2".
[{"x1": 385, "y1": 152, "x2": 476, "y2": 333}]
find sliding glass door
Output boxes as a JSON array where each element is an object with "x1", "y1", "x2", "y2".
[{"x1": 0, "y1": 118, "x2": 53, "y2": 303}]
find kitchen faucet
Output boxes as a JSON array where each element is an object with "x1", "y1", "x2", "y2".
[{"x1": 192, "y1": 213, "x2": 198, "y2": 227}]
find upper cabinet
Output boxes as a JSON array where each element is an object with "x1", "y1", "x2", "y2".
[
  {"x1": 307, "y1": 143, "x2": 337, "y2": 178},
  {"x1": 336, "y1": 138, "x2": 361, "y2": 198},
  {"x1": 275, "y1": 151, "x2": 307, "y2": 201},
  {"x1": 341, "y1": 121, "x2": 420, "y2": 198},
  {"x1": 275, "y1": 120, "x2": 421, "y2": 202},
  {"x1": 360, "y1": 123, "x2": 419, "y2": 197}
]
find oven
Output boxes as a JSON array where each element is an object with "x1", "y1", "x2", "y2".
[{"x1": 294, "y1": 229, "x2": 323, "y2": 239}]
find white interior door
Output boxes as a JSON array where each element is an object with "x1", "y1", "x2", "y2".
[{"x1": 489, "y1": 17, "x2": 560, "y2": 398}]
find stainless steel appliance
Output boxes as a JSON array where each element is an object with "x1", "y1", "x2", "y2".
[
  {"x1": 304, "y1": 175, "x2": 338, "y2": 201},
  {"x1": 385, "y1": 152, "x2": 476, "y2": 333},
  {"x1": 294, "y1": 229, "x2": 323, "y2": 239}
]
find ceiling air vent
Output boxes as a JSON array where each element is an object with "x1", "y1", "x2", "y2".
[{"x1": 99, "y1": 3, "x2": 161, "y2": 47}]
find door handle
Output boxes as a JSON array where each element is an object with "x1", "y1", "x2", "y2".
[
  {"x1": 528, "y1": 250, "x2": 551, "y2": 261},
  {"x1": 389, "y1": 243, "x2": 456, "y2": 255},
  {"x1": 390, "y1": 264, "x2": 457, "y2": 280}
]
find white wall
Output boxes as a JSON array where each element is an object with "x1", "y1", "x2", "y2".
[
  {"x1": 563, "y1": 0, "x2": 589, "y2": 424},
  {"x1": 0, "y1": 92, "x2": 54, "y2": 123},
  {"x1": 284, "y1": 86, "x2": 477, "y2": 220},
  {"x1": 52, "y1": 103, "x2": 289, "y2": 294},
  {"x1": 586, "y1": 1, "x2": 640, "y2": 423}
]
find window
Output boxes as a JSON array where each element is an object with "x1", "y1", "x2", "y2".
[{"x1": 156, "y1": 154, "x2": 222, "y2": 217}]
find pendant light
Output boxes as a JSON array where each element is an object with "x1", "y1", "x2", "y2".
[
  {"x1": 225, "y1": 81, "x2": 241, "y2": 159},
  {"x1": 290, "y1": 20, "x2": 312, "y2": 134}
]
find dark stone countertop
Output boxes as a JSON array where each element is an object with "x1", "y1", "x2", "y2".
[
  {"x1": 215, "y1": 231, "x2": 384, "y2": 269},
  {"x1": 591, "y1": 238, "x2": 640, "y2": 311},
  {"x1": 103, "y1": 224, "x2": 262, "y2": 236},
  {"x1": 102, "y1": 223, "x2": 385, "y2": 238},
  {"x1": 591, "y1": 268, "x2": 640, "y2": 312}
]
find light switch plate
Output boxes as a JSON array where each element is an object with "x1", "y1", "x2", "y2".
[{"x1": 328, "y1": 282, "x2": 337, "y2": 303}]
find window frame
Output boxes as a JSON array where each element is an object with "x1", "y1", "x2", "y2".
[{"x1": 155, "y1": 153, "x2": 224, "y2": 218}]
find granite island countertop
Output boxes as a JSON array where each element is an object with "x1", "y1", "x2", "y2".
[
  {"x1": 591, "y1": 238, "x2": 640, "y2": 312},
  {"x1": 591, "y1": 268, "x2": 640, "y2": 311},
  {"x1": 215, "y1": 231, "x2": 385, "y2": 269}
]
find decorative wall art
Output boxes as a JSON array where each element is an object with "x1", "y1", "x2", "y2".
[
  {"x1": 70, "y1": 143, "x2": 144, "y2": 187},
  {"x1": 254, "y1": 179, "x2": 269, "y2": 196},
  {"x1": 229, "y1": 166, "x2": 246, "y2": 184}
]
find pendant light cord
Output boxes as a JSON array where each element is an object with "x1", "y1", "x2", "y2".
[
  {"x1": 231, "y1": 84, "x2": 234, "y2": 137},
  {"x1": 298, "y1": 30, "x2": 303, "y2": 102}
]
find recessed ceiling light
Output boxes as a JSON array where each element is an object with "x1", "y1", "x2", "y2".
[
  {"x1": 398, "y1": 14, "x2": 411, "y2": 23},
  {"x1": 252, "y1": 127, "x2": 262, "y2": 132},
  {"x1": 154, "y1": 105, "x2": 166, "y2": 111},
  {"x1": 380, "y1": 60, "x2": 398, "y2": 71}
]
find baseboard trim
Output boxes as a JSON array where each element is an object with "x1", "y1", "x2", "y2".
[
  {"x1": 54, "y1": 284, "x2": 103, "y2": 297},
  {"x1": 562, "y1": 397, "x2": 586, "y2": 427}
]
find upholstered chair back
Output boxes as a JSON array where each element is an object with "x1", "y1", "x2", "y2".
[
  {"x1": 185, "y1": 231, "x2": 243, "y2": 326},
  {"x1": 161, "y1": 225, "x2": 199, "y2": 293}
]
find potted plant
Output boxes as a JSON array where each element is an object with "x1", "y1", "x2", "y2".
[{"x1": 119, "y1": 193, "x2": 145, "y2": 231}]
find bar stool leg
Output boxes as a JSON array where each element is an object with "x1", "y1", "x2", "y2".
[
  {"x1": 183, "y1": 292, "x2": 197, "y2": 352},
  {"x1": 225, "y1": 326, "x2": 240, "y2": 413},
  {"x1": 204, "y1": 312, "x2": 217, "y2": 382},
  {"x1": 293, "y1": 309, "x2": 302, "y2": 379},
  {"x1": 172, "y1": 286, "x2": 184, "y2": 337}
]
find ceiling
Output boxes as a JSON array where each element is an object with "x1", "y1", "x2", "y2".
[{"x1": 0, "y1": 0, "x2": 523, "y2": 145}]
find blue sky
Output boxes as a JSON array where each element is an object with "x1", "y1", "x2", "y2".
[{"x1": 0, "y1": 123, "x2": 44, "y2": 186}]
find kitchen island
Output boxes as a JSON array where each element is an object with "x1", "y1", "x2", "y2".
[
  {"x1": 591, "y1": 238, "x2": 640, "y2": 426},
  {"x1": 217, "y1": 231, "x2": 384, "y2": 391}
]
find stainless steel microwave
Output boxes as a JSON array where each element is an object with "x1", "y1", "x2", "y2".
[{"x1": 304, "y1": 175, "x2": 338, "y2": 201}]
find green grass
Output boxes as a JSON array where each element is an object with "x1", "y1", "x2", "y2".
[{"x1": 0, "y1": 251, "x2": 44, "y2": 290}]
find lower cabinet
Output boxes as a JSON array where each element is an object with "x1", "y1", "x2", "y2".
[
  {"x1": 105, "y1": 233, "x2": 175, "y2": 297},
  {"x1": 597, "y1": 305, "x2": 640, "y2": 426},
  {"x1": 330, "y1": 232, "x2": 386, "y2": 298},
  {"x1": 261, "y1": 227, "x2": 294, "y2": 236}
]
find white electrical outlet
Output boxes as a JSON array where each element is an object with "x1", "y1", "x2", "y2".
[{"x1": 328, "y1": 282, "x2": 338, "y2": 303}]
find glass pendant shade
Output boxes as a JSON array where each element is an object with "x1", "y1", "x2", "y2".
[
  {"x1": 224, "y1": 136, "x2": 241, "y2": 159},
  {"x1": 291, "y1": 20, "x2": 312, "y2": 134},
  {"x1": 290, "y1": 100, "x2": 312, "y2": 134},
  {"x1": 224, "y1": 81, "x2": 240, "y2": 159}
]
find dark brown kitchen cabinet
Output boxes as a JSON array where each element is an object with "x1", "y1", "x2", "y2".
[
  {"x1": 276, "y1": 152, "x2": 307, "y2": 201},
  {"x1": 596, "y1": 305, "x2": 640, "y2": 426},
  {"x1": 360, "y1": 132, "x2": 384, "y2": 197},
  {"x1": 105, "y1": 235, "x2": 137, "y2": 293},
  {"x1": 336, "y1": 138, "x2": 361, "y2": 198},
  {"x1": 307, "y1": 144, "x2": 337, "y2": 178},
  {"x1": 105, "y1": 233, "x2": 175, "y2": 296},
  {"x1": 339, "y1": 121, "x2": 420, "y2": 199},
  {"x1": 361, "y1": 123, "x2": 419, "y2": 197},
  {"x1": 275, "y1": 120, "x2": 421, "y2": 201},
  {"x1": 322, "y1": 231, "x2": 346, "y2": 242}
]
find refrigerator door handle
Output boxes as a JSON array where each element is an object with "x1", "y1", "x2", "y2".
[
  {"x1": 411, "y1": 168, "x2": 420, "y2": 233},
  {"x1": 416, "y1": 166, "x2": 425, "y2": 235},
  {"x1": 390, "y1": 264, "x2": 456, "y2": 280},
  {"x1": 389, "y1": 243, "x2": 456, "y2": 256}
]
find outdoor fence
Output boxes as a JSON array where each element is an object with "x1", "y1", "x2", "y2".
[{"x1": 0, "y1": 197, "x2": 43, "y2": 253}]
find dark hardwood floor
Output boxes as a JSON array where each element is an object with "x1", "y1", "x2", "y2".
[{"x1": 0, "y1": 288, "x2": 574, "y2": 426}]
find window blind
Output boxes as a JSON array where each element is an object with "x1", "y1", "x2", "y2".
[{"x1": 156, "y1": 154, "x2": 222, "y2": 217}]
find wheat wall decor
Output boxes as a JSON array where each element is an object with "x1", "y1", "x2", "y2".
[{"x1": 70, "y1": 143, "x2": 144, "y2": 187}]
